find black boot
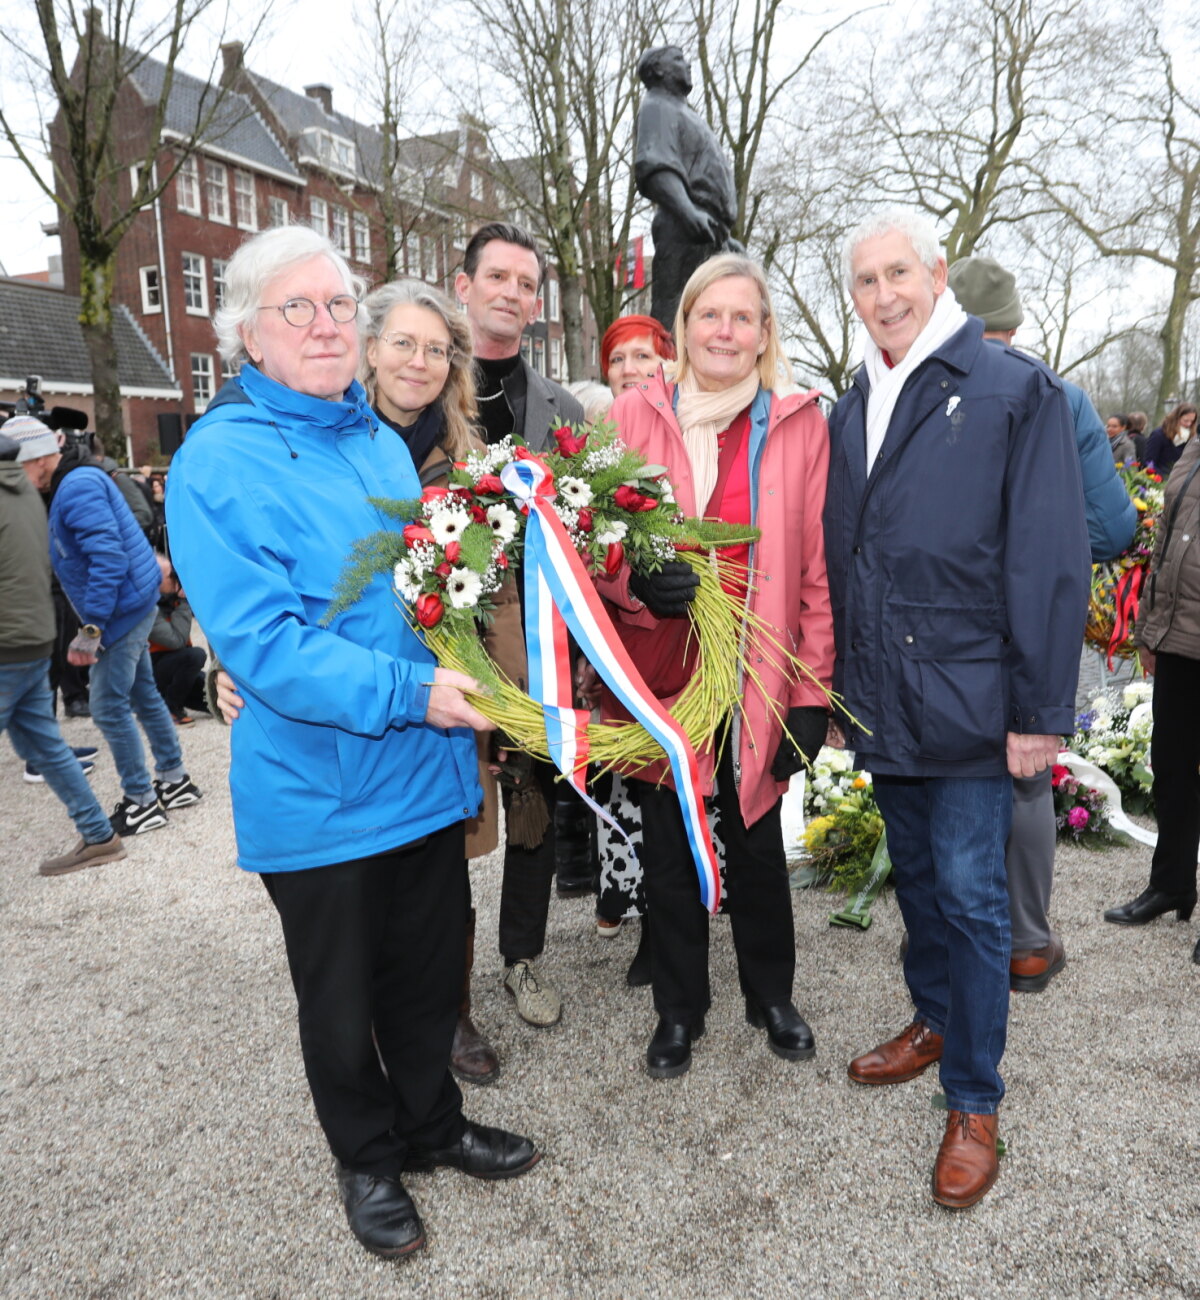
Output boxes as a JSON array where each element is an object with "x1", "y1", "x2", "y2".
[
  {"x1": 646, "y1": 1015, "x2": 704, "y2": 1079},
  {"x1": 554, "y1": 787, "x2": 596, "y2": 896},
  {"x1": 745, "y1": 999, "x2": 816, "y2": 1061},
  {"x1": 1103, "y1": 887, "x2": 1197, "y2": 925},
  {"x1": 450, "y1": 907, "x2": 500, "y2": 1085}
]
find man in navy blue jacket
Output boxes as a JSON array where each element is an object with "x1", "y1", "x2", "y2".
[
  {"x1": 25, "y1": 434, "x2": 201, "y2": 837},
  {"x1": 824, "y1": 212, "x2": 1089, "y2": 1209}
]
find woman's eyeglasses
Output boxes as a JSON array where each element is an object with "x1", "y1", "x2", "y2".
[{"x1": 379, "y1": 333, "x2": 455, "y2": 366}]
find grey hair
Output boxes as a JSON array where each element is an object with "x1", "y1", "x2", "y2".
[
  {"x1": 213, "y1": 225, "x2": 367, "y2": 365},
  {"x1": 841, "y1": 210, "x2": 944, "y2": 293},
  {"x1": 361, "y1": 278, "x2": 478, "y2": 460},
  {"x1": 565, "y1": 380, "x2": 614, "y2": 422}
]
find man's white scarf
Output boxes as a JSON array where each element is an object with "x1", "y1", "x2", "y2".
[{"x1": 863, "y1": 287, "x2": 968, "y2": 472}]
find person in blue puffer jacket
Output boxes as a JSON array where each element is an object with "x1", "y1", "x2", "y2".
[
  {"x1": 948, "y1": 255, "x2": 1136, "y2": 999},
  {"x1": 165, "y1": 226, "x2": 540, "y2": 1261},
  {"x1": 38, "y1": 433, "x2": 201, "y2": 838}
]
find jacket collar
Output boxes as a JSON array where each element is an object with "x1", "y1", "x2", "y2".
[{"x1": 853, "y1": 316, "x2": 983, "y2": 396}]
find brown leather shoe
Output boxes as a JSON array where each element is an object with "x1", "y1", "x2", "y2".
[
  {"x1": 1010, "y1": 934, "x2": 1066, "y2": 993},
  {"x1": 450, "y1": 907, "x2": 500, "y2": 1085},
  {"x1": 931, "y1": 1109, "x2": 1000, "y2": 1208},
  {"x1": 450, "y1": 1012, "x2": 500, "y2": 1084},
  {"x1": 848, "y1": 1021, "x2": 943, "y2": 1085}
]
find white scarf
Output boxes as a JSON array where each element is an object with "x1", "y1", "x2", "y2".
[
  {"x1": 862, "y1": 287, "x2": 968, "y2": 473},
  {"x1": 674, "y1": 370, "x2": 762, "y2": 513}
]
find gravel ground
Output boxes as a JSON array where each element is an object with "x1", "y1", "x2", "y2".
[{"x1": 3, "y1": 710, "x2": 1199, "y2": 1300}]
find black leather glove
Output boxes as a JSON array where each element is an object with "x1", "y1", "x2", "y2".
[
  {"x1": 770, "y1": 707, "x2": 829, "y2": 782},
  {"x1": 628, "y1": 561, "x2": 700, "y2": 618}
]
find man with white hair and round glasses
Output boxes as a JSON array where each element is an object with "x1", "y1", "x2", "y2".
[{"x1": 166, "y1": 225, "x2": 541, "y2": 1261}]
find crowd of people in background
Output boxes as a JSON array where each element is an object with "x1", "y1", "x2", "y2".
[{"x1": 3, "y1": 206, "x2": 1197, "y2": 1260}]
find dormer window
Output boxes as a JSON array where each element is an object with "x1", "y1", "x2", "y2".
[{"x1": 300, "y1": 127, "x2": 357, "y2": 177}]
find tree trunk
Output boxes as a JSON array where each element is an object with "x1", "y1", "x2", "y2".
[
  {"x1": 561, "y1": 270, "x2": 585, "y2": 383},
  {"x1": 79, "y1": 253, "x2": 125, "y2": 453},
  {"x1": 1157, "y1": 262, "x2": 1195, "y2": 422}
]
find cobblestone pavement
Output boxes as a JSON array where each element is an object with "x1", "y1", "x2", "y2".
[{"x1": 2, "y1": 710, "x2": 1198, "y2": 1299}]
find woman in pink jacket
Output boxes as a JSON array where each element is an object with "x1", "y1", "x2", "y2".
[{"x1": 601, "y1": 253, "x2": 836, "y2": 1078}]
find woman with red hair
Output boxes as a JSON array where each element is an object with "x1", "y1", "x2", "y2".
[{"x1": 601, "y1": 315, "x2": 676, "y2": 397}]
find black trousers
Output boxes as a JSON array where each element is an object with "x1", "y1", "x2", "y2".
[
  {"x1": 1148, "y1": 651, "x2": 1200, "y2": 897},
  {"x1": 261, "y1": 823, "x2": 467, "y2": 1177},
  {"x1": 150, "y1": 646, "x2": 207, "y2": 716},
  {"x1": 50, "y1": 584, "x2": 88, "y2": 710},
  {"x1": 497, "y1": 757, "x2": 559, "y2": 963},
  {"x1": 636, "y1": 740, "x2": 796, "y2": 1023}
]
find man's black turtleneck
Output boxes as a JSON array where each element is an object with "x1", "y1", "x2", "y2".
[{"x1": 474, "y1": 353, "x2": 525, "y2": 446}]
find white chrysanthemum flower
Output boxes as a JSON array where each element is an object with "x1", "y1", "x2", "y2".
[
  {"x1": 558, "y1": 476, "x2": 593, "y2": 508},
  {"x1": 595, "y1": 520, "x2": 628, "y2": 545},
  {"x1": 428, "y1": 506, "x2": 469, "y2": 546},
  {"x1": 446, "y1": 567, "x2": 483, "y2": 609},
  {"x1": 487, "y1": 504, "x2": 519, "y2": 545}
]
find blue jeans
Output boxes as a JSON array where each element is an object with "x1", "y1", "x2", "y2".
[
  {"x1": 89, "y1": 606, "x2": 184, "y2": 804},
  {"x1": 0, "y1": 658, "x2": 113, "y2": 844},
  {"x1": 873, "y1": 774, "x2": 1013, "y2": 1114}
]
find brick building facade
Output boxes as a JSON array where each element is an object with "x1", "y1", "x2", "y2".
[{"x1": 51, "y1": 39, "x2": 596, "y2": 462}]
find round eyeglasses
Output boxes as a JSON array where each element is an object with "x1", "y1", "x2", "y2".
[
  {"x1": 379, "y1": 332, "x2": 455, "y2": 366},
  {"x1": 257, "y1": 295, "x2": 360, "y2": 327}
]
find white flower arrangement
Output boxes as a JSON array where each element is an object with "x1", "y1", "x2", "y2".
[{"x1": 558, "y1": 476, "x2": 593, "y2": 508}]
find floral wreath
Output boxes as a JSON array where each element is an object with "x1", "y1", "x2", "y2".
[{"x1": 325, "y1": 420, "x2": 830, "y2": 775}]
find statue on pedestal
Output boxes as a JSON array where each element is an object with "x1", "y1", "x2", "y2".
[{"x1": 634, "y1": 46, "x2": 743, "y2": 331}]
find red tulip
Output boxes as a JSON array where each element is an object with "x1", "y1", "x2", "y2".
[
  {"x1": 415, "y1": 593, "x2": 444, "y2": 628},
  {"x1": 577, "y1": 507, "x2": 594, "y2": 532},
  {"x1": 444, "y1": 541, "x2": 461, "y2": 563},
  {"x1": 604, "y1": 541, "x2": 624, "y2": 574},
  {"x1": 435, "y1": 561, "x2": 453, "y2": 578},
  {"x1": 422, "y1": 486, "x2": 450, "y2": 501},
  {"x1": 476, "y1": 474, "x2": 505, "y2": 496},
  {"x1": 553, "y1": 425, "x2": 588, "y2": 457},
  {"x1": 614, "y1": 484, "x2": 658, "y2": 513},
  {"x1": 403, "y1": 523, "x2": 435, "y2": 548},
  {"x1": 470, "y1": 504, "x2": 488, "y2": 523}
]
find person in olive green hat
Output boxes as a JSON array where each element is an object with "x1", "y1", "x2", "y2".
[{"x1": 947, "y1": 254, "x2": 1135, "y2": 996}]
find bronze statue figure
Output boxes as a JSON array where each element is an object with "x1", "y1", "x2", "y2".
[{"x1": 634, "y1": 46, "x2": 743, "y2": 330}]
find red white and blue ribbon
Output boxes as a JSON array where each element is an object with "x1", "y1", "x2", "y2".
[{"x1": 500, "y1": 451, "x2": 723, "y2": 913}]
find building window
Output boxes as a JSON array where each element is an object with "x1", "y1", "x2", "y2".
[
  {"x1": 519, "y1": 336, "x2": 532, "y2": 365},
  {"x1": 330, "y1": 204, "x2": 350, "y2": 256},
  {"x1": 138, "y1": 266, "x2": 161, "y2": 314},
  {"x1": 182, "y1": 253, "x2": 207, "y2": 315},
  {"x1": 470, "y1": 170, "x2": 483, "y2": 202},
  {"x1": 191, "y1": 353, "x2": 214, "y2": 410},
  {"x1": 406, "y1": 232, "x2": 420, "y2": 275},
  {"x1": 533, "y1": 337, "x2": 546, "y2": 376},
  {"x1": 212, "y1": 259, "x2": 228, "y2": 309},
  {"x1": 550, "y1": 336, "x2": 563, "y2": 380},
  {"x1": 309, "y1": 196, "x2": 328, "y2": 235},
  {"x1": 220, "y1": 356, "x2": 240, "y2": 382},
  {"x1": 590, "y1": 334, "x2": 598, "y2": 368},
  {"x1": 353, "y1": 212, "x2": 371, "y2": 264},
  {"x1": 547, "y1": 278, "x2": 560, "y2": 322},
  {"x1": 268, "y1": 196, "x2": 289, "y2": 227},
  {"x1": 234, "y1": 170, "x2": 256, "y2": 229},
  {"x1": 176, "y1": 157, "x2": 200, "y2": 214},
  {"x1": 205, "y1": 161, "x2": 229, "y2": 223},
  {"x1": 423, "y1": 237, "x2": 438, "y2": 283}
]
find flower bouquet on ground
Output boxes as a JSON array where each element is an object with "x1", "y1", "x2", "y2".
[
  {"x1": 1085, "y1": 465, "x2": 1164, "y2": 664},
  {"x1": 324, "y1": 420, "x2": 832, "y2": 776},
  {"x1": 797, "y1": 750, "x2": 885, "y2": 894},
  {"x1": 1050, "y1": 761, "x2": 1120, "y2": 847},
  {"x1": 1069, "y1": 683, "x2": 1154, "y2": 816}
]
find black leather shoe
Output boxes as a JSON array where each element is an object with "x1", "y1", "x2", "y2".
[
  {"x1": 64, "y1": 697, "x2": 91, "y2": 719},
  {"x1": 337, "y1": 1167, "x2": 425, "y2": 1259},
  {"x1": 646, "y1": 1015, "x2": 704, "y2": 1078},
  {"x1": 555, "y1": 870, "x2": 595, "y2": 897},
  {"x1": 403, "y1": 1121, "x2": 540, "y2": 1180},
  {"x1": 746, "y1": 999, "x2": 816, "y2": 1060},
  {"x1": 1103, "y1": 887, "x2": 1197, "y2": 925}
]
